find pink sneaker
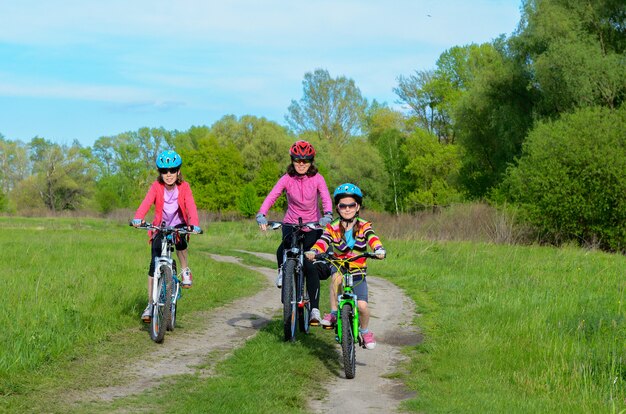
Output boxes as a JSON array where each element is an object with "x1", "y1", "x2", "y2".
[
  {"x1": 320, "y1": 313, "x2": 337, "y2": 329},
  {"x1": 362, "y1": 331, "x2": 376, "y2": 349},
  {"x1": 181, "y1": 268, "x2": 193, "y2": 288}
]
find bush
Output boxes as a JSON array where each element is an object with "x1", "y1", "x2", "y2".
[
  {"x1": 501, "y1": 105, "x2": 626, "y2": 250},
  {"x1": 238, "y1": 183, "x2": 259, "y2": 218}
]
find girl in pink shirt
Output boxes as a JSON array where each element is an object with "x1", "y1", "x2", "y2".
[
  {"x1": 256, "y1": 141, "x2": 333, "y2": 325},
  {"x1": 132, "y1": 150, "x2": 202, "y2": 322}
]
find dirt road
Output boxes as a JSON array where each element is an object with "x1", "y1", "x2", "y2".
[{"x1": 76, "y1": 251, "x2": 420, "y2": 412}]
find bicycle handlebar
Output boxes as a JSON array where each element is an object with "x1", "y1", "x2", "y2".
[
  {"x1": 129, "y1": 221, "x2": 203, "y2": 235},
  {"x1": 314, "y1": 251, "x2": 382, "y2": 262},
  {"x1": 267, "y1": 221, "x2": 322, "y2": 231}
]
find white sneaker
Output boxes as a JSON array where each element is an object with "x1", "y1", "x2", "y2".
[
  {"x1": 275, "y1": 268, "x2": 282, "y2": 288},
  {"x1": 141, "y1": 303, "x2": 152, "y2": 322},
  {"x1": 181, "y1": 267, "x2": 192, "y2": 288},
  {"x1": 310, "y1": 308, "x2": 321, "y2": 325}
]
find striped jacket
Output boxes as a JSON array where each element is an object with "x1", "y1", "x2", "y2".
[{"x1": 311, "y1": 217, "x2": 384, "y2": 275}]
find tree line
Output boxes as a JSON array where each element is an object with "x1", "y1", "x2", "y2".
[{"x1": 1, "y1": 0, "x2": 624, "y2": 250}]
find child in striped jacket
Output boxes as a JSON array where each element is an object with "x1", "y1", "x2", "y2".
[{"x1": 305, "y1": 183, "x2": 386, "y2": 349}]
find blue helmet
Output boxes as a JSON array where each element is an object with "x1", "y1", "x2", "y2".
[
  {"x1": 333, "y1": 183, "x2": 362, "y2": 204},
  {"x1": 156, "y1": 150, "x2": 182, "y2": 169}
]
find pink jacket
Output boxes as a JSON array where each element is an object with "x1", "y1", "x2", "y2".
[
  {"x1": 134, "y1": 181, "x2": 200, "y2": 229},
  {"x1": 259, "y1": 173, "x2": 333, "y2": 225}
]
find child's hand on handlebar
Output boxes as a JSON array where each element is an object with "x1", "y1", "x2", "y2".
[
  {"x1": 374, "y1": 248, "x2": 386, "y2": 260},
  {"x1": 131, "y1": 218, "x2": 144, "y2": 227},
  {"x1": 305, "y1": 251, "x2": 316, "y2": 261}
]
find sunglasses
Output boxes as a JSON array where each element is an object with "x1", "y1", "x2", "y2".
[
  {"x1": 292, "y1": 158, "x2": 311, "y2": 164},
  {"x1": 338, "y1": 202, "x2": 358, "y2": 210},
  {"x1": 158, "y1": 167, "x2": 180, "y2": 174}
]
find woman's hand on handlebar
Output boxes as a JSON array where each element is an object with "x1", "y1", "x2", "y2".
[{"x1": 256, "y1": 213, "x2": 268, "y2": 231}]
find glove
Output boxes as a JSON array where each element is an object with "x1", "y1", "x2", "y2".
[
  {"x1": 256, "y1": 213, "x2": 268, "y2": 226},
  {"x1": 319, "y1": 212, "x2": 332, "y2": 227},
  {"x1": 131, "y1": 218, "x2": 143, "y2": 227},
  {"x1": 192, "y1": 226, "x2": 202, "y2": 234},
  {"x1": 374, "y1": 248, "x2": 386, "y2": 259}
]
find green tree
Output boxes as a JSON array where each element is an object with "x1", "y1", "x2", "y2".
[
  {"x1": 253, "y1": 160, "x2": 286, "y2": 212},
  {"x1": 209, "y1": 115, "x2": 293, "y2": 182},
  {"x1": 27, "y1": 138, "x2": 96, "y2": 211},
  {"x1": 500, "y1": 105, "x2": 626, "y2": 250},
  {"x1": 512, "y1": 0, "x2": 625, "y2": 115},
  {"x1": 184, "y1": 136, "x2": 245, "y2": 212},
  {"x1": 454, "y1": 39, "x2": 535, "y2": 198},
  {"x1": 286, "y1": 68, "x2": 368, "y2": 146},
  {"x1": 328, "y1": 139, "x2": 388, "y2": 211},
  {"x1": 238, "y1": 183, "x2": 259, "y2": 218},
  {"x1": 0, "y1": 137, "x2": 29, "y2": 193},
  {"x1": 403, "y1": 129, "x2": 463, "y2": 211},
  {"x1": 366, "y1": 105, "x2": 411, "y2": 214}
]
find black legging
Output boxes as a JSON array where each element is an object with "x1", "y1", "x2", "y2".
[{"x1": 277, "y1": 226, "x2": 322, "y2": 310}]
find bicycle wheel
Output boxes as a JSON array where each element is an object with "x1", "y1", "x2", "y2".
[
  {"x1": 282, "y1": 259, "x2": 297, "y2": 342},
  {"x1": 150, "y1": 266, "x2": 172, "y2": 343},
  {"x1": 341, "y1": 303, "x2": 357, "y2": 379}
]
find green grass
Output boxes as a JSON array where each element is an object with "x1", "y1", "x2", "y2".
[
  {"x1": 0, "y1": 217, "x2": 265, "y2": 412},
  {"x1": 379, "y1": 240, "x2": 626, "y2": 413},
  {"x1": 3, "y1": 217, "x2": 626, "y2": 413}
]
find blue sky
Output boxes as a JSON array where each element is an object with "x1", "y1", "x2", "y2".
[{"x1": 0, "y1": 0, "x2": 522, "y2": 147}]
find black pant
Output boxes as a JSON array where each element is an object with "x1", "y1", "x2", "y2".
[{"x1": 278, "y1": 226, "x2": 322, "y2": 309}]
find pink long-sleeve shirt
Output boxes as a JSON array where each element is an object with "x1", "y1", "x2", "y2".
[
  {"x1": 134, "y1": 181, "x2": 200, "y2": 229},
  {"x1": 259, "y1": 173, "x2": 333, "y2": 225}
]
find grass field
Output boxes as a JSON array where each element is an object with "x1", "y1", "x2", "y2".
[{"x1": 3, "y1": 217, "x2": 626, "y2": 413}]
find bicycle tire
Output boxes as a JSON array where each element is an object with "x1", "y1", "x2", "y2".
[
  {"x1": 341, "y1": 303, "x2": 357, "y2": 379},
  {"x1": 282, "y1": 259, "x2": 298, "y2": 342},
  {"x1": 150, "y1": 271, "x2": 166, "y2": 343},
  {"x1": 150, "y1": 266, "x2": 172, "y2": 343}
]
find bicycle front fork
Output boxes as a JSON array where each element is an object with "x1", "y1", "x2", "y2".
[{"x1": 336, "y1": 295, "x2": 359, "y2": 344}]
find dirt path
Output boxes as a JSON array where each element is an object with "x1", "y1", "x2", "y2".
[
  {"x1": 306, "y1": 269, "x2": 420, "y2": 413},
  {"x1": 75, "y1": 251, "x2": 421, "y2": 413},
  {"x1": 239, "y1": 250, "x2": 421, "y2": 413}
]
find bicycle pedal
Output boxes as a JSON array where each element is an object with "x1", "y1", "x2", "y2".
[{"x1": 322, "y1": 325, "x2": 334, "y2": 330}]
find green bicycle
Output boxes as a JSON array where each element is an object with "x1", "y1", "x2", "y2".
[{"x1": 315, "y1": 252, "x2": 380, "y2": 379}]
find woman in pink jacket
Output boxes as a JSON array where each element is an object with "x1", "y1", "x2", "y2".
[
  {"x1": 131, "y1": 150, "x2": 202, "y2": 322},
  {"x1": 256, "y1": 141, "x2": 333, "y2": 325}
]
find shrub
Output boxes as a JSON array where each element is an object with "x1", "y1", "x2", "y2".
[{"x1": 501, "y1": 105, "x2": 626, "y2": 250}]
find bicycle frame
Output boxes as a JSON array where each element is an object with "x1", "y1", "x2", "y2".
[
  {"x1": 269, "y1": 218, "x2": 320, "y2": 341},
  {"x1": 315, "y1": 251, "x2": 378, "y2": 378},
  {"x1": 337, "y1": 271, "x2": 361, "y2": 346},
  {"x1": 320, "y1": 253, "x2": 374, "y2": 342},
  {"x1": 152, "y1": 230, "x2": 180, "y2": 311},
  {"x1": 132, "y1": 222, "x2": 199, "y2": 343}
]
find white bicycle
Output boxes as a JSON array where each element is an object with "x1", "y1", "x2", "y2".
[{"x1": 132, "y1": 222, "x2": 201, "y2": 343}]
